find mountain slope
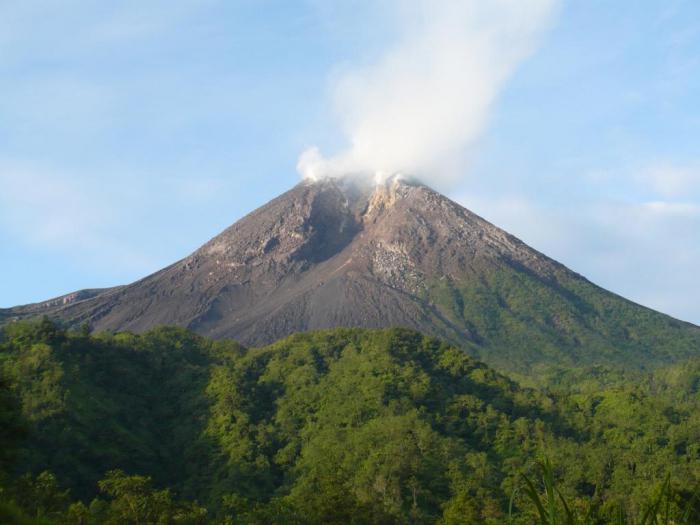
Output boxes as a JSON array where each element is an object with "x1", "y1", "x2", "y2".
[{"x1": 3, "y1": 176, "x2": 699, "y2": 373}]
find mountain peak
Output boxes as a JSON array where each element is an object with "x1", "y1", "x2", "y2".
[{"x1": 4, "y1": 176, "x2": 699, "y2": 373}]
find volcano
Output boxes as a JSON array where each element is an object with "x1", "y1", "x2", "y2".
[{"x1": 4, "y1": 176, "x2": 699, "y2": 373}]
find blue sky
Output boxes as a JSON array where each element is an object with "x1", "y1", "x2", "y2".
[{"x1": 1, "y1": 1, "x2": 699, "y2": 324}]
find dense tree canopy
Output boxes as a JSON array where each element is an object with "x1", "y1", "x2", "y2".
[{"x1": 0, "y1": 320, "x2": 698, "y2": 524}]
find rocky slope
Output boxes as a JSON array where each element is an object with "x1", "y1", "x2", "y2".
[{"x1": 4, "y1": 176, "x2": 699, "y2": 372}]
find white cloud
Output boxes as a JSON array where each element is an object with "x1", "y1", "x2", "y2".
[
  {"x1": 299, "y1": 0, "x2": 558, "y2": 186},
  {"x1": 641, "y1": 164, "x2": 700, "y2": 199},
  {"x1": 642, "y1": 200, "x2": 700, "y2": 217}
]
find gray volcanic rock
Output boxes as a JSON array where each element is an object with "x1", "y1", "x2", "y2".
[{"x1": 4, "y1": 176, "x2": 699, "y2": 373}]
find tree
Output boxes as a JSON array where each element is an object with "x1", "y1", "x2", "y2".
[
  {"x1": 0, "y1": 374, "x2": 26, "y2": 474},
  {"x1": 94, "y1": 470, "x2": 207, "y2": 525}
]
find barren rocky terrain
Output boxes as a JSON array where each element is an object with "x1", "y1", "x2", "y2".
[{"x1": 4, "y1": 176, "x2": 699, "y2": 373}]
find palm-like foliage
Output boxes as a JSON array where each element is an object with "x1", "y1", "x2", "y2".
[
  {"x1": 511, "y1": 458, "x2": 579, "y2": 525},
  {"x1": 513, "y1": 461, "x2": 698, "y2": 525}
]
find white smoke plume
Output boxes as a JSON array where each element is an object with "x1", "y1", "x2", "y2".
[{"x1": 298, "y1": 0, "x2": 558, "y2": 185}]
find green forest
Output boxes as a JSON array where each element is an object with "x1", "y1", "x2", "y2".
[{"x1": 1, "y1": 319, "x2": 699, "y2": 524}]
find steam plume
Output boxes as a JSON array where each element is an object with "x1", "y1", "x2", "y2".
[{"x1": 298, "y1": 0, "x2": 557, "y2": 185}]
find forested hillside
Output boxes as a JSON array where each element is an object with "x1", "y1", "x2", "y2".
[{"x1": 1, "y1": 319, "x2": 699, "y2": 524}]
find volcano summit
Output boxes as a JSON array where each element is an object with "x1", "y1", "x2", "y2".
[{"x1": 4, "y1": 176, "x2": 699, "y2": 373}]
